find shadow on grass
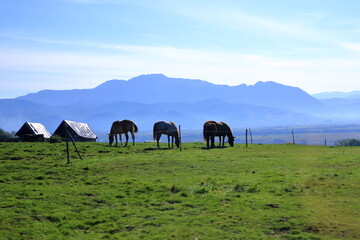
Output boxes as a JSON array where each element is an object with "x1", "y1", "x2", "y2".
[
  {"x1": 143, "y1": 147, "x2": 178, "y2": 151},
  {"x1": 200, "y1": 146, "x2": 230, "y2": 150}
]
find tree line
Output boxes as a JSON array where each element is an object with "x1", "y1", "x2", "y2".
[{"x1": 0, "y1": 128, "x2": 16, "y2": 142}]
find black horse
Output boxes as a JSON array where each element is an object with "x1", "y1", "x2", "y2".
[{"x1": 203, "y1": 120, "x2": 235, "y2": 148}]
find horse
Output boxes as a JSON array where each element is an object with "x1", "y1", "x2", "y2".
[
  {"x1": 153, "y1": 121, "x2": 180, "y2": 148},
  {"x1": 203, "y1": 120, "x2": 235, "y2": 148},
  {"x1": 109, "y1": 119, "x2": 138, "y2": 146}
]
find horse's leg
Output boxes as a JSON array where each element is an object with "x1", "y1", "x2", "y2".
[
  {"x1": 157, "y1": 133, "x2": 161, "y2": 148},
  {"x1": 119, "y1": 134, "x2": 123, "y2": 146},
  {"x1": 131, "y1": 132, "x2": 135, "y2": 146},
  {"x1": 167, "y1": 135, "x2": 171, "y2": 148},
  {"x1": 124, "y1": 133, "x2": 129, "y2": 146},
  {"x1": 115, "y1": 134, "x2": 118, "y2": 146},
  {"x1": 222, "y1": 136, "x2": 225, "y2": 147},
  {"x1": 211, "y1": 135, "x2": 215, "y2": 148},
  {"x1": 171, "y1": 135, "x2": 174, "y2": 148},
  {"x1": 218, "y1": 136, "x2": 221, "y2": 146}
]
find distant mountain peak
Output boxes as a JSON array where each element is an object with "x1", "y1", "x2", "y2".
[
  {"x1": 253, "y1": 81, "x2": 286, "y2": 87},
  {"x1": 130, "y1": 73, "x2": 168, "y2": 81},
  {"x1": 16, "y1": 73, "x2": 321, "y2": 112},
  {"x1": 136, "y1": 73, "x2": 167, "y2": 78}
]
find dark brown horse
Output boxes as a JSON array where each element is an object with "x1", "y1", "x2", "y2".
[
  {"x1": 203, "y1": 120, "x2": 235, "y2": 148},
  {"x1": 153, "y1": 121, "x2": 180, "y2": 148},
  {"x1": 109, "y1": 120, "x2": 138, "y2": 146}
]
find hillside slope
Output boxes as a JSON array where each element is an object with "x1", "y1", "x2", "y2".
[
  {"x1": 0, "y1": 98, "x2": 325, "y2": 133},
  {"x1": 17, "y1": 74, "x2": 322, "y2": 113}
]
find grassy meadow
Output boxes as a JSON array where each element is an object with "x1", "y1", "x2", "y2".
[{"x1": 0, "y1": 142, "x2": 359, "y2": 239}]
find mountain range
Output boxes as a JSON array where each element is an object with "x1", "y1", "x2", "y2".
[
  {"x1": 1, "y1": 74, "x2": 359, "y2": 135},
  {"x1": 312, "y1": 91, "x2": 360, "y2": 99}
]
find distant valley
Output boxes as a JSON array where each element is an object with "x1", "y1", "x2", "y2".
[{"x1": 1, "y1": 74, "x2": 360, "y2": 141}]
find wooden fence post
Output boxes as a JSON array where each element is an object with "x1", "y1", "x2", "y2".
[
  {"x1": 68, "y1": 132, "x2": 83, "y2": 160},
  {"x1": 179, "y1": 125, "x2": 182, "y2": 151},
  {"x1": 249, "y1": 128, "x2": 253, "y2": 144},
  {"x1": 65, "y1": 124, "x2": 83, "y2": 163},
  {"x1": 292, "y1": 130, "x2": 295, "y2": 145},
  {"x1": 246, "y1": 129, "x2": 248, "y2": 148},
  {"x1": 66, "y1": 128, "x2": 70, "y2": 164}
]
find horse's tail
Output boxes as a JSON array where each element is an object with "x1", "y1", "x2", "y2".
[
  {"x1": 132, "y1": 122, "x2": 138, "y2": 133},
  {"x1": 203, "y1": 121, "x2": 217, "y2": 141},
  {"x1": 203, "y1": 122, "x2": 209, "y2": 143},
  {"x1": 153, "y1": 123, "x2": 158, "y2": 141}
]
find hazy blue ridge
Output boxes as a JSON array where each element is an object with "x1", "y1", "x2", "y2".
[
  {"x1": 0, "y1": 74, "x2": 358, "y2": 133},
  {"x1": 312, "y1": 90, "x2": 360, "y2": 99}
]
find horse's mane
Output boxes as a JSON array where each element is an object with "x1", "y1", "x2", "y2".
[
  {"x1": 169, "y1": 121, "x2": 179, "y2": 135},
  {"x1": 220, "y1": 122, "x2": 233, "y2": 137}
]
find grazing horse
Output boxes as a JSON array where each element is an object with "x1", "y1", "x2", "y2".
[
  {"x1": 109, "y1": 120, "x2": 138, "y2": 146},
  {"x1": 203, "y1": 120, "x2": 235, "y2": 148},
  {"x1": 153, "y1": 121, "x2": 180, "y2": 148}
]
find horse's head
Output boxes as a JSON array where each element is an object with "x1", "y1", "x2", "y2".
[
  {"x1": 175, "y1": 136, "x2": 180, "y2": 148},
  {"x1": 228, "y1": 136, "x2": 235, "y2": 147},
  {"x1": 108, "y1": 134, "x2": 114, "y2": 146}
]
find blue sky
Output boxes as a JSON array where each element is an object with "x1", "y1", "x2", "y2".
[{"x1": 1, "y1": 0, "x2": 360, "y2": 98}]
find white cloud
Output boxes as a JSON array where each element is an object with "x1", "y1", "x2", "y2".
[
  {"x1": 164, "y1": 1, "x2": 325, "y2": 41},
  {"x1": 341, "y1": 42, "x2": 360, "y2": 52},
  {"x1": 1, "y1": 40, "x2": 360, "y2": 96},
  {"x1": 58, "y1": 0, "x2": 135, "y2": 4}
]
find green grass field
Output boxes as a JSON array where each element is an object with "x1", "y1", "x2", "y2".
[{"x1": 1, "y1": 142, "x2": 359, "y2": 239}]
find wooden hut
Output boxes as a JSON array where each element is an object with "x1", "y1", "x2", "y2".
[
  {"x1": 15, "y1": 122, "x2": 51, "y2": 142},
  {"x1": 52, "y1": 120, "x2": 97, "y2": 142}
]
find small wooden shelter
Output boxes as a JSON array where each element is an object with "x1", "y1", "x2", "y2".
[
  {"x1": 15, "y1": 122, "x2": 51, "y2": 142},
  {"x1": 52, "y1": 120, "x2": 97, "y2": 142}
]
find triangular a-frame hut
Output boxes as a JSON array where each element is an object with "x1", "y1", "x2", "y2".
[
  {"x1": 15, "y1": 122, "x2": 51, "y2": 142},
  {"x1": 53, "y1": 120, "x2": 97, "y2": 142}
]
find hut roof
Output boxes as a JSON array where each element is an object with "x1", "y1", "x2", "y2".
[
  {"x1": 53, "y1": 120, "x2": 97, "y2": 140},
  {"x1": 15, "y1": 122, "x2": 51, "y2": 139}
]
